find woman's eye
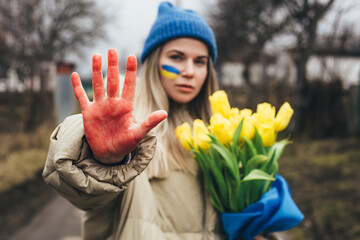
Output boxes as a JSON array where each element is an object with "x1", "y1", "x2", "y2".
[
  {"x1": 169, "y1": 55, "x2": 182, "y2": 61},
  {"x1": 195, "y1": 59, "x2": 206, "y2": 65}
]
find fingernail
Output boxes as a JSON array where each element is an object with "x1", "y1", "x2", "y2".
[
  {"x1": 108, "y1": 49, "x2": 118, "y2": 66},
  {"x1": 92, "y1": 54, "x2": 102, "y2": 71},
  {"x1": 127, "y1": 55, "x2": 137, "y2": 71}
]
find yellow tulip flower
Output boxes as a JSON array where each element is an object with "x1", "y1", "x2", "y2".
[
  {"x1": 229, "y1": 107, "x2": 240, "y2": 121},
  {"x1": 229, "y1": 108, "x2": 241, "y2": 130},
  {"x1": 239, "y1": 108, "x2": 253, "y2": 126},
  {"x1": 175, "y1": 122, "x2": 193, "y2": 151},
  {"x1": 229, "y1": 108, "x2": 254, "y2": 141},
  {"x1": 257, "y1": 123, "x2": 276, "y2": 147},
  {"x1": 239, "y1": 108, "x2": 253, "y2": 118},
  {"x1": 229, "y1": 108, "x2": 252, "y2": 128},
  {"x1": 253, "y1": 103, "x2": 277, "y2": 146},
  {"x1": 240, "y1": 115, "x2": 255, "y2": 140},
  {"x1": 274, "y1": 102, "x2": 294, "y2": 132},
  {"x1": 209, "y1": 90, "x2": 231, "y2": 119},
  {"x1": 255, "y1": 102, "x2": 276, "y2": 127},
  {"x1": 209, "y1": 113, "x2": 233, "y2": 145},
  {"x1": 193, "y1": 119, "x2": 211, "y2": 150}
]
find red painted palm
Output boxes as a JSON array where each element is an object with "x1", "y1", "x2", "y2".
[{"x1": 71, "y1": 49, "x2": 167, "y2": 164}]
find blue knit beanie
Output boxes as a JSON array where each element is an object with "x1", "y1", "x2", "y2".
[{"x1": 141, "y1": 1, "x2": 217, "y2": 64}]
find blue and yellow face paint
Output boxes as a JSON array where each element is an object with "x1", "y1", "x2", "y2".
[{"x1": 160, "y1": 65, "x2": 180, "y2": 80}]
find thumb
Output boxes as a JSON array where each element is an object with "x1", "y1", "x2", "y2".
[{"x1": 133, "y1": 110, "x2": 168, "y2": 141}]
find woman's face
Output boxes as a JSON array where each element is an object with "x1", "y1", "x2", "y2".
[{"x1": 158, "y1": 38, "x2": 209, "y2": 104}]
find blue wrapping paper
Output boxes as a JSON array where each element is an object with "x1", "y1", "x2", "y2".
[{"x1": 221, "y1": 175, "x2": 304, "y2": 240}]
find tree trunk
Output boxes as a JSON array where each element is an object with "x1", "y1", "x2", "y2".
[
  {"x1": 23, "y1": 62, "x2": 54, "y2": 132},
  {"x1": 293, "y1": 57, "x2": 309, "y2": 136}
]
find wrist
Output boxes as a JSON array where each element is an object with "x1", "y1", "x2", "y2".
[
  {"x1": 93, "y1": 153, "x2": 131, "y2": 165},
  {"x1": 119, "y1": 152, "x2": 132, "y2": 165}
]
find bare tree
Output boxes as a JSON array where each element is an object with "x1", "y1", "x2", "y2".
[
  {"x1": 0, "y1": 0, "x2": 107, "y2": 131},
  {"x1": 0, "y1": 0, "x2": 107, "y2": 83},
  {"x1": 314, "y1": 1, "x2": 360, "y2": 58},
  {"x1": 283, "y1": 0, "x2": 335, "y2": 132},
  {"x1": 210, "y1": 0, "x2": 289, "y2": 90},
  {"x1": 210, "y1": 0, "x2": 347, "y2": 134}
]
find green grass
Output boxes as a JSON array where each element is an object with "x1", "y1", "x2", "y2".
[
  {"x1": 279, "y1": 138, "x2": 360, "y2": 240},
  {"x1": 0, "y1": 105, "x2": 26, "y2": 131},
  {"x1": 0, "y1": 125, "x2": 53, "y2": 193}
]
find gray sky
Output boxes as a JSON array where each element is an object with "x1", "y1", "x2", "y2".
[
  {"x1": 69, "y1": 0, "x2": 216, "y2": 77},
  {"x1": 69, "y1": 0, "x2": 359, "y2": 77}
]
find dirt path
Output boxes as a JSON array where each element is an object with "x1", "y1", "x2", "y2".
[
  {"x1": 9, "y1": 196, "x2": 82, "y2": 240},
  {"x1": 8, "y1": 193, "x2": 292, "y2": 240}
]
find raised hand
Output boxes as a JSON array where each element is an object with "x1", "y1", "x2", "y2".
[{"x1": 71, "y1": 49, "x2": 168, "y2": 164}]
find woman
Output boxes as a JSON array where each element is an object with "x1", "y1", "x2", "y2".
[{"x1": 43, "y1": 2, "x2": 274, "y2": 239}]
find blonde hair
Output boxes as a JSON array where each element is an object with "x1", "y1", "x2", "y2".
[{"x1": 134, "y1": 47, "x2": 218, "y2": 179}]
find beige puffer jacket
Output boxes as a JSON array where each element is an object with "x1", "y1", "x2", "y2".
[{"x1": 42, "y1": 114, "x2": 226, "y2": 240}]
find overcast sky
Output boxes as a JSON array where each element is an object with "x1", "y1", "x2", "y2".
[
  {"x1": 69, "y1": 0, "x2": 360, "y2": 77},
  {"x1": 69, "y1": 0, "x2": 216, "y2": 76}
]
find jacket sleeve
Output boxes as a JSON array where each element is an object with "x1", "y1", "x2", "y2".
[{"x1": 42, "y1": 114, "x2": 157, "y2": 211}]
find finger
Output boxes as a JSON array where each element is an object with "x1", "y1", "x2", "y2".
[
  {"x1": 121, "y1": 55, "x2": 137, "y2": 102},
  {"x1": 71, "y1": 72, "x2": 89, "y2": 111},
  {"x1": 133, "y1": 110, "x2": 168, "y2": 141},
  {"x1": 107, "y1": 49, "x2": 120, "y2": 98},
  {"x1": 92, "y1": 54, "x2": 105, "y2": 101}
]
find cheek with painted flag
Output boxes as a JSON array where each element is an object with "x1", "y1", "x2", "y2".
[{"x1": 160, "y1": 65, "x2": 180, "y2": 80}]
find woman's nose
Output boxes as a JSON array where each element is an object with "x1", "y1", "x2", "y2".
[{"x1": 181, "y1": 60, "x2": 195, "y2": 78}]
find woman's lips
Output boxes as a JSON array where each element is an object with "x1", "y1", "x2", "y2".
[{"x1": 176, "y1": 84, "x2": 194, "y2": 93}]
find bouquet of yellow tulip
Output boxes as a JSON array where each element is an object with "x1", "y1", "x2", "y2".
[{"x1": 175, "y1": 90, "x2": 303, "y2": 240}]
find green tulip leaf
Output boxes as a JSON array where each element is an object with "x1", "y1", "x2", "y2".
[
  {"x1": 263, "y1": 139, "x2": 289, "y2": 173},
  {"x1": 271, "y1": 139, "x2": 290, "y2": 162},
  {"x1": 236, "y1": 147, "x2": 246, "y2": 175},
  {"x1": 260, "y1": 163, "x2": 278, "y2": 195},
  {"x1": 243, "y1": 169, "x2": 275, "y2": 182},
  {"x1": 253, "y1": 129, "x2": 265, "y2": 155},
  {"x1": 198, "y1": 148, "x2": 228, "y2": 204},
  {"x1": 245, "y1": 155, "x2": 268, "y2": 176},
  {"x1": 242, "y1": 136, "x2": 257, "y2": 158},
  {"x1": 209, "y1": 195, "x2": 225, "y2": 213},
  {"x1": 210, "y1": 143, "x2": 239, "y2": 181},
  {"x1": 209, "y1": 147, "x2": 222, "y2": 170},
  {"x1": 232, "y1": 119, "x2": 244, "y2": 153},
  {"x1": 235, "y1": 182, "x2": 246, "y2": 212},
  {"x1": 224, "y1": 170, "x2": 237, "y2": 212}
]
